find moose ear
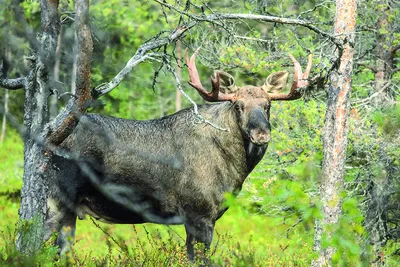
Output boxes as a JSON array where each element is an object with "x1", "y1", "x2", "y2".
[
  {"x1": 214, "y1": 70, "x2": 238, "y2": 93},
  {"x1": 262, "y1": 71, "x2": 289, "y2": 94}
]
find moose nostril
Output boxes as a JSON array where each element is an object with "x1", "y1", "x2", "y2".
[
  {"x1": 260, "y1": 132, "x2": 270, "y2": 142},
  {"x1": 250, "y1": 129, "x2": 270, "y2": 144}
]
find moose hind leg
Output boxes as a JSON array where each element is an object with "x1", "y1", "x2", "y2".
[
  {"x1": 56, "y1": 210, "x2": 77, "y2": 255},
  {"x1": 44, "y1": 198, "x2": 64, "y2": 243},
  {"x1": 184, "y1": 218, "x2": 215, "y2": 262}
]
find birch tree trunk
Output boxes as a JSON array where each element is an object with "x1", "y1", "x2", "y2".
[{"x1": 312, "y1": 0, "x2": 357, "y2": 265}]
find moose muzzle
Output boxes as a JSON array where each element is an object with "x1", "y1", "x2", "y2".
[{"x1": 247, "y1": 108, "x2": 271, "y2": 145}]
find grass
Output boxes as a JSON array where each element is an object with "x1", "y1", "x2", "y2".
[{"x1": 0, "y1": 207, "x2": 313, "y2": 266}]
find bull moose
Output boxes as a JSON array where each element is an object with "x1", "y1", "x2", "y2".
[{"x1": 45, "y1": 49, "x2": 312, "y2": 260}]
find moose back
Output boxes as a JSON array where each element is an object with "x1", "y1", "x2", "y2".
[{"x1": 46, "y1": 49, "x2": 312, "y2": 260}]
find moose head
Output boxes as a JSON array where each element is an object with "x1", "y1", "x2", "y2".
[{"x1": 185, "y1": 48, "x2": 312, "y2": 148}]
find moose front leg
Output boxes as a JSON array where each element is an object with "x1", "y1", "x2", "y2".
[{"x1": 184, "y1": 217, "x2": 215, "y2": 262}]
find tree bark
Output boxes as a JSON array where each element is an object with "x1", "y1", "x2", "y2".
[
  {"x1": 374, "y1": 3, "x2": 390, "y2": 106},
  {"x1": 46, "y1": 0, "x2": 92, "y2": 147},
  {"x1": 1, "y1": 48, "x2": 11, "y2": 142},
  {"x1": 175, "y1": 40, "x2": 182, "y2": 112},
  {"x1": 50, "y1": 28, "x2": 62, "y2": 119},
  {"x1": 16, "y1": 0, "x2": 60, "y2": 254},
  {"x1": 365, "y1": 1, "x2": 398, "y2": 258},
  {"x1": 70, "y1": 33, "x2": 78, "y2": 95},
  {"x1": 0, "y1": 90, "x2": 8, "y2": 143},
  {"x1": 373, "y1": 2, "x2": 397, "y2": 106},
  {"x1": 16, "y1": 57, "x2": 52, "y2": 254},
  {"x1": 312, "y1": 0, "x2": 357, "y2": 266}
]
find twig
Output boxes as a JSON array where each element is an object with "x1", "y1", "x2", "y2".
[
  {"x1": 57, "y1": 92, "x2": 76, "y2": 99},
  {"x1": 233, "y1": 35, "x2": 272, "y2": 44},
  {"x1": 352, "y1": 81, "x2": 392, "y2": 106},
  {"x1": 90, "y1": 217, "x2": 125, "y2": 254},
  {"x1": 297, "y1": 0, "x2": 334, "y2": 19}
]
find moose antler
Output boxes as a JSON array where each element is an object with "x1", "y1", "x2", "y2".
[
  {"x1": 185, "y1": 48, "x2": 234, "y2": 102},
  {"x1": 268, "y1": 53, "x2": 312, "y2": 101}
]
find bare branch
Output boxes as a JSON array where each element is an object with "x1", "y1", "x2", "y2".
[
  {"x1": 357, "y1": 62, "x2": 377, "y2": 73},
  {"x1": 233, "y1": 35, "x2": 272, "y2": 44},
  {"x1": 94, "y1": 26, "x2": 190, "y2": 97},
  {"x1": 0, "y1": 74, "x2": 25, "y2": 90},
  {"x1": 352, "y1": 81, "x2": 392, "y2": 106},
  {"x1": 94, "y1": 54, "x2": 152, "y2": 97},
  {"x1": 0, "y1": 60, "x2": 26, "y2": 90},
  {"x1": 297, "y1": 0, "x2": 334, "y2": 19},
  {"x1": 153, "y1": 0, "x2": 341, "y2": 47},
  {"x1": 95, "y1": 1, "x2": 340, "y2": 99}
]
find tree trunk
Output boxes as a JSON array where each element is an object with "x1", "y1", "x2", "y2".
[
  {"x1": 50, "y1": 29, "x2": 62, "y2": 119},
  {"x1": 373, "y1": 2, "x2": 393, "y2": 106},
  {"x1": 71, "y1": 33, "x2": 78, "y2": 95},
  {"x1": 1, "y1": 47, "x2": 12, "y2": 142},
  {"x1": 16, "y1": 0, "x2": 93, "y2": 255},
  {"x1": 365, "y1": 1, "x2": 398, "y2": 259},
  {"x1": 16, "y1": 57, "x2": 51, "y2": 254},
  {"x1": 312, "y1": 0, "x2": 357, "y2": 266},
  {"x1": 16, "y1": 0, "x2": 60, "y2": 254},
  {"x1": 0, "y1": 90, "x2": 8, "y2": 143}
]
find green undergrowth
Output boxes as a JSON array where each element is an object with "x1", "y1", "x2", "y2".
[
  {"x1": 0, "y1": 196, "x2": 314, "y2": 266},
  {"x1": 0, "y1": 211, "x2": 314, "y2": 266}
]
